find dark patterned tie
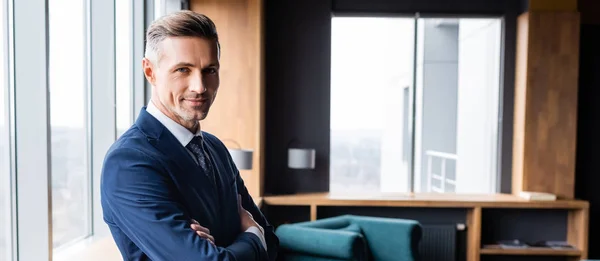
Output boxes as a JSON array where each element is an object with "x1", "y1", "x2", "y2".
[{"x1": 186, "y1": 135, "x2": 215, "y2": 184}]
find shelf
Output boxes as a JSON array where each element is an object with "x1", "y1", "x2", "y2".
[
  {"x1": 263, "y1": 193, "x2": 590, "y2": 261},
  {"x1": 480, "y1": 245, "x2": 582, "y2": 256},
  {"x1": 262, "y1": 192, "x2": 589, "y2": 209}
]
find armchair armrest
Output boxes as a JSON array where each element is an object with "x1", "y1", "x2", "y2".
[
  {"x1": 275, "y1": 224, "x2": 367, "y2": 260},
  {"x1": 351, "y1": 216, "x2": 421, "y2": 261}
]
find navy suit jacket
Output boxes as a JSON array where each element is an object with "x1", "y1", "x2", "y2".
[{"x1": 101, "y1": 108, "x2": 278, "y2": 261}]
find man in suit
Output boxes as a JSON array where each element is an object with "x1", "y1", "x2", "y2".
[{"x1": 101, "y1": 10, "x2": 278, "y2": 261}]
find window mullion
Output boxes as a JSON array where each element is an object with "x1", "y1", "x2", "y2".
[
  {"x1": 89, "y1": 0, "x2": 115, "y2": 238},
  {"x1": 13, "y1": 0, "x2": 52, "y2": 259},
  {"x1": 132, "y1": 0, "x2": 147, "y2": 118}
]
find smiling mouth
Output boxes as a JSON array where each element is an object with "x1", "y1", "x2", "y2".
[{"x1": 184, "y1": 98, "x2": 208, "y2": 106}]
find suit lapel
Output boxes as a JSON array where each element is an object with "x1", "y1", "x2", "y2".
[{"x1": 134, "y1": 108, "x2": 218, "y2": 203}]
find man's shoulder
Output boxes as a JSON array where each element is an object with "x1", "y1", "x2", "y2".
[
  {"x1": 101, "y1": 125, "x2": 166, "y2": 190},
  {"x1": 106, "y1": 125, "x2": 155, "y2": 159}
]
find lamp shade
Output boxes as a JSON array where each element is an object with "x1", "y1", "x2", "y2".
[
  {"x1": 288, "y1": 148, "x2": 316, "y2": 169},
  {"x1": 229, "y1": 149, "x2": 253, "y2": 170}
]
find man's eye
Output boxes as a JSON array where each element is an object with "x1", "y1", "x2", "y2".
[
  {"x1": 203, "y1": 68, "x2": 217, "y2": 74},
  {"x1": 176, "y1": 68, "x2": 190, "y2": 73}
]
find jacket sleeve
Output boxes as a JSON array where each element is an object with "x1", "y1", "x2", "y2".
[
  {"x1": 234, "y1": 167, "x2": 280, "y2": 261},
  {"x1": 101, "y1": 147, "x2": 266, "y2": 261}
]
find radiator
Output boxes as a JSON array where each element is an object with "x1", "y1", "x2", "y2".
[{"x1": 418, "y1": 224, "x2": 459, "y2": 261}]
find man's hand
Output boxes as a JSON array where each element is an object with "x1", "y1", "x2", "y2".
[
  {"x1": 190, "y1": 219, "x2": 215, "y2": 246},
  {"x1": 238, "y1": 194, "x2": 264, "y2": 235}
]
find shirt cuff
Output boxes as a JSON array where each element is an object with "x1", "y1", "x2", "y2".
[{"x1": 245, "y1": 226, "x2": 267, "y2": 251}]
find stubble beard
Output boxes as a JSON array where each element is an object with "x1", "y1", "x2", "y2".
[{"x1": 177, "y1": 104, "x2": 208, "y2": 123}]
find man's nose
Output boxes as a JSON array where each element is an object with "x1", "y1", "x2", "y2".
[{"x1": 189, "y1": 73, "x2": 205, "y2": 93}]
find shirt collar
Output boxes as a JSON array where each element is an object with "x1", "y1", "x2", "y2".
[{"x1": 146, "y1": 100, "x2": 202, "y2": 147}]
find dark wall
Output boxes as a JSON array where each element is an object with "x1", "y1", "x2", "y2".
[
  {"x1": 264, "y1": 0, "x2": 522, "y2": 195},
  {"x1": 264, "y1": 0, "x2": 332, "y2": 194},
  {"x1": 575, "y1": 24, "x2": 600, "y2": 259},
  {"x1": 333, "y1": 0, "x2": 524, "y2": 14}
]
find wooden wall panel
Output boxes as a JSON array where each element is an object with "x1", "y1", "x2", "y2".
[
  {"x1": 190, "y1": 0, "x2": 264, "y2": 198},
  {"x1": 512, "y1": 11, "x2": 580, "y2": 199},
  {"x1": 512, "y1": 13, "x2": 529, "y2": 199}
]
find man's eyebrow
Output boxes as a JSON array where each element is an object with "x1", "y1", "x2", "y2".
[
  {"x1": 171, "y1": 62, "x2": 195, "y2": 69},
  {"x1": 170, "y1": 62, "x2": 219, "y2": 69},
  {"x1": 204, "y1": 63, "x2": 219, "y2": 68}
]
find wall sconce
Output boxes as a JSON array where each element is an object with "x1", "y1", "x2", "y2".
[
  {"x1": 223, "y1": 139, "x2": 253, "y2": 170},
  {"x1": 287, "y1": 139, "x2": 316, "y2": 169},
  {"x1": 288, "y1": 148, "x2": 316, "y2": 169}
]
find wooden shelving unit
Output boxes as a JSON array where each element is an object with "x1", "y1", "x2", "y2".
[
  {"x1": 262, "y1": 192, "x2": 590, "y2": 261},
  {"x1": 480, "y1": 245, "x2": 582, "y2": 256}
]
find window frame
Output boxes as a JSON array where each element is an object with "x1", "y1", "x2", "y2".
[
  {"x1": 7, "y1": 0, "x2": 172, "y2": 259},
  {"x1": 88, "y1": 0, "x2": 116, "y2": 240},
  {"x1": 10, "y1": 0, "x2": 146, "y2": 259},
  {"x1": 2, "y1": 0, "x2": 15, "y2": 260},
  {"x1": 328, "y1": 12, "x2": 509, "y2": 194},
  {"x1": 13, "y1": 0, "x2": 52, "y2": 259}
]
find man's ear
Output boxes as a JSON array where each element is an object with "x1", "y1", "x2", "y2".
[{"x1": 142, "y1": 58, "x2": 156, "y2": 85}]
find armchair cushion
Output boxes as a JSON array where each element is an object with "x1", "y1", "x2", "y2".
[
  {"x1": 275, "y1": 215, "x2": 421, "y2": 261},
  {"x1": 276, "y1": 223, "x2": 368, "y2": 260}
]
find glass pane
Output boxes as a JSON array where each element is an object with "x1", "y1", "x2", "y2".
[
  {"x1": 116, "y1": 0, "x2": 133, "y2": 137},
  {"x1": 0, "y1": 0, "x2": 12, "y2": 258},
  {"x1": 49, "y1": 0, "x2": 90, "y2": 249},
  {"x1": 154, "y1": 0, "x2": 162, "y2": 19},
  {"x1": 413, "y1": 18, "x2": 502, "y2": 193},
  {"x1": 330, "y1": 17, "x2": 415, "y2": 194}
]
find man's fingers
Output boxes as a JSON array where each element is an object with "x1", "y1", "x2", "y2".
[
  {"x1": 196, "y1": 231, "x2": 214, "y2": 242},
  {"x1": 191, "y1": 224, "x2": 210, "y2": 234},
  {"x1": 190, "y1": 223, "x2": 210, "y2": 234},
  {"x1": 195, "y1": 231, "x2": 215, "y2": 245},
  {"x1": 189, "y1": 221, "x2": 215, "y2": 246}
]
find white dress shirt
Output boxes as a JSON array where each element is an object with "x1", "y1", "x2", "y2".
[{"x1": 146, "y1": 101, "x2": 267, "y2": 251}]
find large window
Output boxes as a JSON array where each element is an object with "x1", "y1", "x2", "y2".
[
  {"x1": 330, "y1": 17, "x2": 415, "y2": 194},
  {"x1": 5, "y1": 0, "x2": 142, "y2": 258},
  {"x1": 49, "y1": 0, "x2": 91, "y2": 249},
  {"x1": 116, "y1": 0, "x2": 133, "y2": 136},
  {"x1": 330, "y1": 16, "x2": 502, "y2": 194},
  {"x1": 0, "y1": 0, "x2": 12, "y2": 259}
]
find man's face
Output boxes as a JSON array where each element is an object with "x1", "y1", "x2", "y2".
[{"x1": 143, "y1": 36, "x2": 220, "y2": 127}]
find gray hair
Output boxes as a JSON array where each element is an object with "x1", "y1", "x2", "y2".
[{"x1": 144, "y1": 10, "x2": 219, "y2": 64}]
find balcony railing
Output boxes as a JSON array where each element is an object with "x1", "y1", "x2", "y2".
[{"x1": 426, "y1": 150, "x2": 457, "y2": 193}]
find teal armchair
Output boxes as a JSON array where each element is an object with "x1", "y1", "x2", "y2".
[{"x1": 275, "y1": 215, "x2": 422, "y2": 261}]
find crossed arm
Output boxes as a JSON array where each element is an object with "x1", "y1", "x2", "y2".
[
  {"x1": 233, "y1": 166, "x2": 279, "y2": 260},
  {"x1": 101, "y1": 147, "x2": 278, "y2": 261}
]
